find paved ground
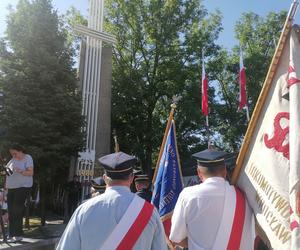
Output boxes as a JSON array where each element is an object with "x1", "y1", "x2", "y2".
[{"x1": 0, "y1": 218, "x2": 65, "y2": 250}]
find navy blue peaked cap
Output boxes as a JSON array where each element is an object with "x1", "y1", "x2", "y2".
[
  {"x1": 133, "y1": 169, "x2": 143, "y2": 175},
  {"x1": 91, "y1": 177, "x2": 106, "y2": 190},
  {"x1": 98, "y1": 152, "x2": 137, "y2": 178},
  {"x1": 134, "y1": 174, "x2": 150, "y2": 183},
  {"x1": 192, "y1": 149, "x2": 228, "y2": 168}
]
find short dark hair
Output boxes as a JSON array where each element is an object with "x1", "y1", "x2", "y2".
[
  {"x1": 105, "y1": 171, "x2": 133, "y2": 180},
  {"x1": 198, "y1": 164, "x2": 225, "y2": 177},
  {"x1": 9, "y1": 144, "x2": 25, "y2": 153}
]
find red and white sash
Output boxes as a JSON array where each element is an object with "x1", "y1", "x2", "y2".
[
  {"x1": 100, "y1": 195, "x2": 154, "y2": 250},
  {"x1": 213, "y1": 183, "x2": 255, "y2": 250}
]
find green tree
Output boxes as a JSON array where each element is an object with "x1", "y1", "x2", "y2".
[
  {"x1": 207, "y1": 11, "x2": 286, "y2": 151},
  {"x1": 105, "y1": 0, "x2": 222, "y2": 174},
  {"x1": 0, "y1": 0, "x2": 84, "y2": 223}
]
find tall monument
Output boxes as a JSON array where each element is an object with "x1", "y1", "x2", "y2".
[{"x1": 74, "y1": 0, "x2": 116, "y2": 197}]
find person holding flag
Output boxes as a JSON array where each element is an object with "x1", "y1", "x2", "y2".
[{"x1": 169, "y1": 149, "x2": 255, "y2": 250}]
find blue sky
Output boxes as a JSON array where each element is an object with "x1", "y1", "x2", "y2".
[{"x1": 0, "y1": 0, "x2": 298, "y2": 49}]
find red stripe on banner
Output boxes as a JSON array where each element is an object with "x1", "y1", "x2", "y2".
[
  {"x1": 290, "y1": 221, "x2": 299, "y2": 231},
  {"x1": 288, "y1": 65, "x2": 300, "y2": 87},
  {"x1": 288, "y1": 77, "x2": 300, "y2": 87},
  {"x1": 227, "y1": 187, "x2": 246, "y2": 250},
  {"x1": 163, "y1": 218, "x2": 171, "y2": 237},
  {"x1": 117, "y1": 201, "x2": 154, "y2": 250},
  {"x1": 290, "y1": 206, "x2": 299, "y2": 231}
]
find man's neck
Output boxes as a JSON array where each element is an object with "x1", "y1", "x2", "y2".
[
  {"x1": 202, "y1": 176, "x2": 225, "y2": 182},
  {"x1": 107, "y1": 182, "x2": 130, "y2": 188}
]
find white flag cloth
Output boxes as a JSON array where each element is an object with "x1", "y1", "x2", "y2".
[{"x1": 236, "y1": 25, "x2": 300, "y2": 249}]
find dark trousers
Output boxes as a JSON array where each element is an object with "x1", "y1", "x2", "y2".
[{"x1": 7, "y1": 187, "x2": 27, "y2": 237}]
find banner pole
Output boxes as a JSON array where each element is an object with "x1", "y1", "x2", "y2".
[
  {"x1": 231, "y1": 1, "x2": 299, "y2": 184},
  {"x1": 112, "y1": 129, "x2": 120, "y2": 152},
  {"x1": 245, "y1": 106, "x2": 250, "y2": 122},
  {"x1": 152, "y1": 103, "x2": 176, "y2": 183},
  {"x1": 205, "y1": 116, "x2": 211, "y2": 149}
]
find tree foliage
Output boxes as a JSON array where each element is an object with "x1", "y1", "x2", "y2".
[
  {"x1": 105, "y1": 0, "x2": 222, "y2": 173},
  {"x1": 0, "y1": 0, "x2": 84, "y2": 185},
  {"x1": 210, "y1": 11, "x2": 286, "y2": 151}
]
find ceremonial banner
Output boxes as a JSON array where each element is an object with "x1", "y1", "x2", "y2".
[
  {"x1": 152, "y1": 120, "x2": 183, "y2": 237},
  {"x1": 232, "y1": 24, "x2": 300, "y2": 249}
]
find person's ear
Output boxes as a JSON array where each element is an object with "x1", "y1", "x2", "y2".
[
  {"x1": 103, "y1": 174, "x2": 108, "y2": 184},
  {"x1": 129, "y1": 173, "x2": 134, "y2": 184},
  {"x1": 197, "y1": 168, "x2": 204, "y2": 182}
]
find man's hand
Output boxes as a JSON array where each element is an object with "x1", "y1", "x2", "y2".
[
  {"x1": 14, "y1": 166, "x2": 23, "y2": 173},
  {"x1": 170, "y1": 238, "x2": 188, "y2": 248},
  {"x1": 14, "y1": 166, "x2": 34, "y2": 176}
]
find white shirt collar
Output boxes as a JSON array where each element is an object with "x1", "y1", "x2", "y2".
[
  {"x1": 105, "y1": 185, "x2": 131, "y2": 192},
  {"x1": 203, "y1": 176, "x2": 226, "y2": 184}
]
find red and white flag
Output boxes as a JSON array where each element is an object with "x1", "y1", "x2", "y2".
[
  {"x1": 238, "y1": 49, "x2": 247, "y2": 111},
  {"x1": 201, "y1": 57, "x2": 209, "y2": 117}
]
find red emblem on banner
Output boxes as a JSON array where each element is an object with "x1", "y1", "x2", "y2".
[
  {"x1": 288, "y1": 65, "x2": 300, "y2": 87},
  {"x1": 264, "y1": 112, "x2": 289, "y2": 159},
  {"x1": 290, "y1": 206, "x2": 299, "y2": 231}
]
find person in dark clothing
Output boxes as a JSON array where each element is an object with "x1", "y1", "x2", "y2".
[
  {"x1": 134, "y1": 175, "x2": 152, "y2": 202},
  {"x1": 66, "y1": 175, "x2": 81, "y2": 218}
]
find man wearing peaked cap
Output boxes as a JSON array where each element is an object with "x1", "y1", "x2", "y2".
[
  {"x1": 90, "y1": 177, "x2": 106, "y2": 190},
  {"x1": 134, "y1": 174, "x2": 152, "y2": 202},
  {"x1": 169, "y1": 149, "x2": 255, "y2": 250},
  {"x1": 90, "y1": 177, "x2": 106, "y2": 196},
  {"x1": 57, "y1": 151, "x2": 167, "y2": 250}
]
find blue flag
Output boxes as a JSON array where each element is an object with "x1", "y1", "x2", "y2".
[{"x1": 151, "y1": 120, "x2": 183, "y2": 236}]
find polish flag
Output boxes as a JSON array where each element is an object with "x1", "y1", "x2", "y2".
[
  {"x1": 239, "y1": 50, "x2": 247, "y2": 111},
  {"x1": 201, "y1": 58, "x2": 208, "y2": 116}
]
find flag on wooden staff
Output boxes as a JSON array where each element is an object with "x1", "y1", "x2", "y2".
[{"x1": 151, "y1": 120, "x2": 183, "y2": 240}]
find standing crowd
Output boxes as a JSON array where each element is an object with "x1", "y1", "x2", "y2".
[
  {"x1": 0, "y1": 145, "x2": 255, "y2": 249},
  {"x1": 57, "y1": 150, "x2": 255, "y2": 250}
]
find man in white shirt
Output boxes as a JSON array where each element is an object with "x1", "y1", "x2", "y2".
[
  {"x1": 57, "y1": 152, "x2": 167, "y2": 250},
  {"x1": 169, "y1": 149, "x2": 254, "y2": 250}
]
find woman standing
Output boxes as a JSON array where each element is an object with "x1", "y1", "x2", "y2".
[{"x1": 5, "y1": 145, "x2": 33, "y2": 243}]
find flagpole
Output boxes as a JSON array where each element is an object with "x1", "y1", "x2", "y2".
[
  {"x1": 231, "y1": 0, "x2": 299, "y2": 185},
  {"x1": 206, "y1": 116, "x2": 211, "y2": 149},
  {"x1": 112, "y1": 129, "x2": 120, "y2": 152},
  {"x1": 152, "y1": 103, "x2": 176, "y2": 183},
  {"x1": 245, "y1": 106, "x2": 250, "y2": 122}
]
